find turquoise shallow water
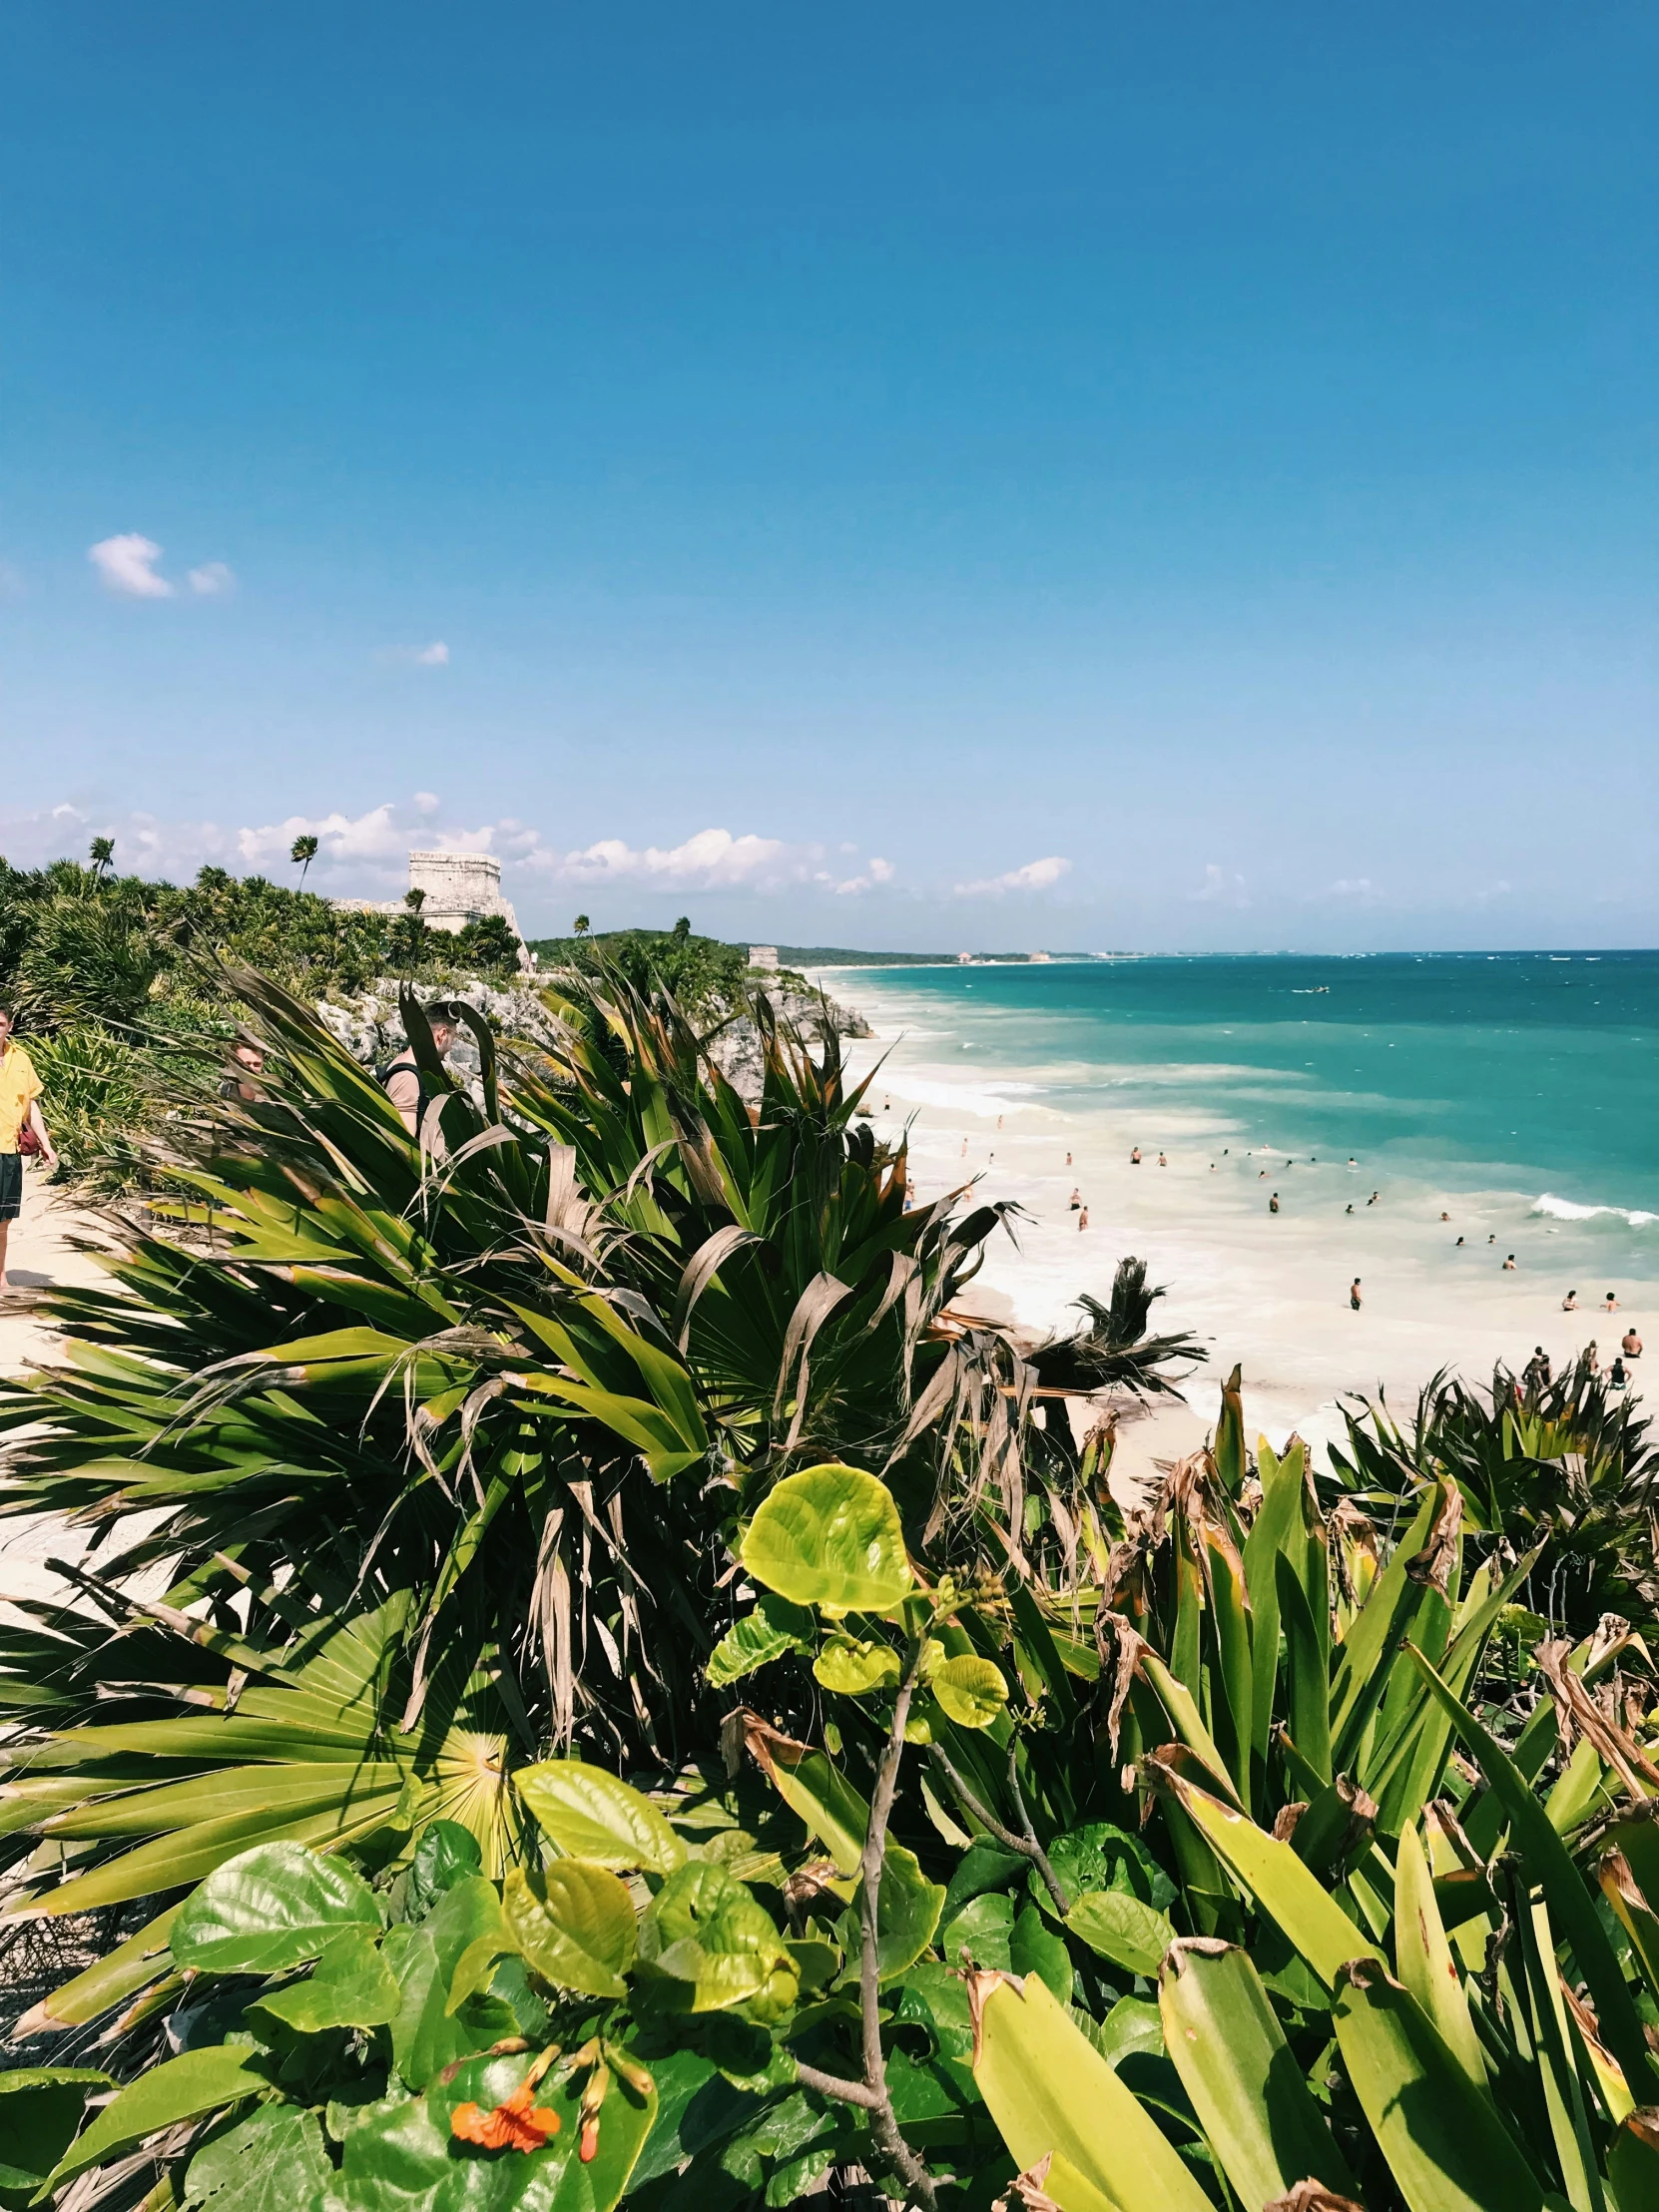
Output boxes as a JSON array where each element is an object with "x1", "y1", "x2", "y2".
[{"x1": 833, "y1": 950, "x2": 1659, "y2": 1226}]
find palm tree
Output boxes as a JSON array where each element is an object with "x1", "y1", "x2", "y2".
[
  {"x1": 87, "y1": 834, "x2": 114, "y2": 879},
  {"x1": 573, "y1": 913, "x2": 590, "y2": 936},
  {"x1": 289, "y1": 831, "x2": 319, "y2": 887}
]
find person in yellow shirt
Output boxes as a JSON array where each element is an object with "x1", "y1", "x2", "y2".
[{"x1": 0, "y1": 1003, "x2": 57, "y2": 1296}]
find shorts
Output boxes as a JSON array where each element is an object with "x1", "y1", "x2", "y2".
[{"x1": 0, "y1": 1153, "x2": 20, "y2": 1222}]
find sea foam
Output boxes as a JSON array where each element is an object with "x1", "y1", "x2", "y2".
[{"x1": 1532, "y1": 1192, "x2": 1658, "y2": 1229}]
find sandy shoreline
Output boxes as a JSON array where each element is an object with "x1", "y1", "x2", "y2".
[{"x1": 832, "y1": 991, "x2": 1654, "y2": 1484}]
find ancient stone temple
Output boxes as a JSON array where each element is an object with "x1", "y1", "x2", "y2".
[
  {"x1": 334, "y1": 850, "x2": 527, "y2": 963},
  {"x1": 406, "y1": 851, "x2": 523, "y2": 940}
]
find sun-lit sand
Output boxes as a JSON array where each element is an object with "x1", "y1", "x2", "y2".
[{"x1": 837, "y1": 1014, "x2": 1652, "y2": 1487}]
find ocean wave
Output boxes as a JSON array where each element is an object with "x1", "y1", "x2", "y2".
[{"x1": 1532, "y1": 1192, "x2": 1658, "y2": 1228}]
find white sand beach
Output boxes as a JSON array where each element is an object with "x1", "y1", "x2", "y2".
[{"x1": 838, "y1": 1018, "x2": 1653, "y2": 1486}]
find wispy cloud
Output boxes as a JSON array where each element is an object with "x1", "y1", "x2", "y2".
[
  {"x1": 412, "y1": 641, "x2": 449, "y2": 666},
  {"x1": 188, "y1": 561, "x2": 236, "y2": 596},
  {"x1": 89, "y1": 534, "x2": 173, "y2": 598},
  {"x1": 1192, "y1": 863, "x2": 1250, "y2": 908},
  {"x1": 953, "y1": 855, "x2": 1071, "y2": 897},
  {"x1": 833, "y1": 856, "x2": 894, "y2": 895}
]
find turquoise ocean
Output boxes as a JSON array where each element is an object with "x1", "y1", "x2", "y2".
[{"x1": 830, "y1": 949, "x2": 1659, "y2": 1232}]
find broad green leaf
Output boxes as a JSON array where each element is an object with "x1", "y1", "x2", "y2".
[
  {"x1": 43, "y1": 2045, "x2": 273, "y2": 2191},
  {"x1": 1409, "y1": 1643, "x2": 1659, "y2": 2101},
  {"x1": 1043, "y1": 1823, "x2": 1175, "y2": 1916},
  {"x1": 971, "y1": 1971, "x2": 1213, "y2": 2212},
  {"x1": 1067, "y1": 1889, "x2": 1175, "y2": 1978},
  {"x1": 1393, "y1": 1819, "x2": 1485, "y2": 2088},
  {"x1": 253, "y1": 1927, "x2": 399, "y2": 2032},
  {"x1": 639, "y1": 1863, "x2": 798, "y2": 2016},
  {"x1": 1158, "y1": 1938, "x2": 1357, "y2": 2209},
  {"x1": 707, "y1": 1594, "x2": 814, "y2": 1687},
  {"x1": 860, "y1": 1843, "x2": 946, "y2": 1982},
  {"x1": 383, "y1": 1879, "x2": 519, "y2": 2091},
  {"x1": 813, "y1": 1633, "x2": 900, "y2": 1697},
  {"x1": 740, "y1": 1462, "x2": 912, "y2": 1612},
  {"x1": 1149, "y1": 1754, "x2": 1384, "y2": 1990},
  {"x1": 0, "y1": 2069, "x2": 109, "y2": 2197},
  {"x1": 502, "y1": 1862, "x2": 634, "y2": 2000},
  {"x1": 1332, "y1": 1957, "x2": 1547, "y2": 2212},
  {"x1": 513, "y1": 1758, "x2": 685, "y2": 1875},
  {"x1": 170, "y1": 1841, "x2": 380, "y2": 1972},
  {"x1": 939, "y1": 1893, "x2": 1015, "y2": 1971},
  {"x1": 1009, "y1": 1902, "x2": 1071, "y2": 2001},
  {"x1": 931, "y1": 1655, "x2": 1009, "y2": 1731},
  {"x1": 181, "y1": 2106, "x2": 330, "y2": 2212},
  {"x1": 404, "y1": 1819, "x2": 481, "y2": 1920},
  {"x1": 332, "y1": 2051, "x2": 655, "y2": 2212}
]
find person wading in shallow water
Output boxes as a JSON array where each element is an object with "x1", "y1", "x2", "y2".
[
  {"x1": 1350, "y1": 1278, "x2": 1363, "y2": 1311},
  {"x1": 0, "y1": 1002, "x2": 57, "y2": 1299}
]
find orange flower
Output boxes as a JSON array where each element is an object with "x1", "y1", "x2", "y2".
[{"x1": 450, "y1": 2082, "x2": 562, "y2": 2153}]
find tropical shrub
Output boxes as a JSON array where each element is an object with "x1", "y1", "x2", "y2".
[{"x1": 7, "y1": 963, "x2": 1659, "y2": 2211}]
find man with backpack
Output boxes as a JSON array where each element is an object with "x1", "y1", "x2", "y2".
[{"x1": 380, "y1": 1001, "x2": 466, "y2": 1143}]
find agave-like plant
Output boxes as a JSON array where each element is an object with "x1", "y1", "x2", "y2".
[
  {"x1": 0, "y1": 962, "x2": 1182, "y2": 2047},
  {"x1": 1331, "y1": 1363, "x2": 1659, "y2": 1640}
]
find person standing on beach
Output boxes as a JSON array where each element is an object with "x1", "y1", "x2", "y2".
[
  {"x1": 1078, "y1": 1205, "x2": 1089, "y2": 1231},
  {"x1": 1068, "y1": 1187, "x2": 1082, "y2": 1211},
  {"x1": 1350, "y1": 1278, "x2": 1363, "y2": 1310},
  {"x1": 1269, "y1": 1191, "x2": 1280, "y2": 1214},
  {"x1": 0, "y1": 1003, "x2": 57, "y2": 1298}
]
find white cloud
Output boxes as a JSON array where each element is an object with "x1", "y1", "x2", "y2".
[
  {"x1": 1193, "y1": 863, "x2": 1250, "y2": 908},
  {"x1": 413, "y1": 642, "x2": 449, "y2": 666},
  {"x1": 89, "y1": 533, "x2": 173, "y2": 598},
  {"x1": 833, "y1": 856, "x2": 895, "y2": 895},
  {"x1": 556, "y1": 828, "x2": 799, "y2": 891},
  {"x1": 0, "y1": 798, "x2": 898, "y2": 918},
  {"x1": 953, "y1": 855, "x2": 1071, "y2": 898},
  {"x1": 188, "y1": 561, "x2": 235, "y2": 596}
]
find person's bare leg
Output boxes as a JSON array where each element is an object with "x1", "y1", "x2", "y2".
[{"x1": 0, "y1": 1219, "x2": 10, "y2": 1296}]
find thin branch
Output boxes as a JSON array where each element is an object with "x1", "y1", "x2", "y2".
[
  {"x1": 927, "y1": 1741, "x2": 1069, "y2": 1920},
  {"x1": 859, "y1": 1631, "x2": 937, "y2": 2211},
  {"x1": 793, "y1": 2060, "x2": 884, "y2": 2110}
]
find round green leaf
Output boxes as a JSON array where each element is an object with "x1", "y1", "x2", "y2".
[
  {"x1": 1068, "y1": 1888, "x2": 1177, "y2": 1978},
  {"x1": 502, "y1": 1862, "x2": 635, "y2": 1999},
  {"x1": 814, "y1": 1633, "x2": 901, "y2": 1697},
  {"x1": 932, "y1": 1655, "x2": 1009, "y2": 1730},
  {"x1": 740, "y1": 1463, "x2": 912, "y2": 1612},
  {"x1": 171, "y1": 1842, "x2": 381, "y2": 1973},
  {"x1": 253, "y1": 1928, "x2": 400, "y2": 2033},
  {"x1": 513, "y1": 1758, "x2": 686, "y2": 1875},
  {"x1": 637, "y1": 1863, "x2": 798, "y2": 2016}
]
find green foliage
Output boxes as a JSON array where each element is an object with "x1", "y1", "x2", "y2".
[{"x1": 14, "y1": 959, "x2": 1659, "y2": 2212}]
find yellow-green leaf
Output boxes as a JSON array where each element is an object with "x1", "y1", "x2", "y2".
[
  {"x1": 513, "y1": 1758, "x2": 685, "y2": 1874},
  {"x1": 740, "y1": 1463, "x2": 912, "y2": 1612},
  {"x1": 814, "y1": 1633, "x2": 901, "y2": 1697},
  {"x1": 971, "y1": 1971, "x2": 1213, "y2": 2212},
  {"x1": 501, "y1": 1862, "x2": 634, "y2": 2000},
  {"x1": 931, "y1": 1655, "x2": 1009, "y2": 1731}
]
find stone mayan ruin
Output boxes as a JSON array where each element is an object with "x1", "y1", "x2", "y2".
[{"x1": 334, "y1": 850, "x2": 527, "y2": 960}]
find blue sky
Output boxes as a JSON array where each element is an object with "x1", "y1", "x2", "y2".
[{"x1": 2, "y1": 3, "x2": 1654, "y2": 950}]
